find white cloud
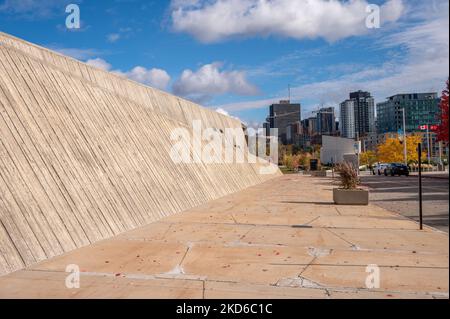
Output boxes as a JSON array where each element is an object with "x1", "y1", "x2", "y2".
[
  {"x1": 170, "y1": 0, "x2": 404, "y2": 43},
  {"x1": 106, "y1": 28, "x2": 133, "y2": 43},
  {"x1": 107, "y1": 33, "x2": 121, "y2": 43},
  {"x1": 84, "y1": 58, "x2": 171, "y2": 91},
  {"x1": 115, "y1": 67, "x2": 171, "y2": 90},
  {"x1": 217, "y1": 2, "x2": 449, "y2": 115},
  {"x1": 173, "y1": 62, "x2": 259, "y2": 103},
  {"x1": 215, "y1": 107, "x2": 230, "y2": 117},
  {"x1": 215, "y1": 107, "x2": 243, "y2": 123},
  {"x1": 86, "y1": 58, "x2": 112, "y2": 71}
]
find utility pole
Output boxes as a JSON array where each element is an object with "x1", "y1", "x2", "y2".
[
  {"x1": 426, "y1": 125, "x2": 431, "y2": 163},
  {"x1": 418, "y1": 143, "x2": 423, "y2": 230},
  {"x1": 402, "y1": 108, "x2": 407, "y2": 165},
  {"x1": 356, "y1": 132, "x2": 360, "y2": 176}
]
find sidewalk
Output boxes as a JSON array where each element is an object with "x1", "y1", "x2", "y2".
[{"x1": 0, "y1": 175, "x2": 448, "y2": 299}]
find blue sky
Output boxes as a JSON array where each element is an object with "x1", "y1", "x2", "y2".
[{"x1": 0, "y1": 0, "x2": 448, "y2": 127}]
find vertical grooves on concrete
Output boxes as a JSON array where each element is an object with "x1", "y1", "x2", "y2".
[{"x1": 0, "y1": 32, "x2": 281, "y2": 276}]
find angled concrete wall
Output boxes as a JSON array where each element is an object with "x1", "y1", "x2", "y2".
[{"x1": 0, "y1": 32, "x2": 281, "y2": 276}]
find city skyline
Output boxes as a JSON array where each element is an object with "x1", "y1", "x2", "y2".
[
  {"x1": 0, "y1": 0, "x2": 448, "y2": 127},
  {"x1": 264, "y1": 89, "x2": 442, "y2": 162},
  {"x1": 0, "y1": 8, "x2": 448, "y2": 301}
]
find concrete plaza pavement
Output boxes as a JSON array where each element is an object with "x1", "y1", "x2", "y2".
[
  {"x1": 0, "y1": 175, "x2": 448, "y2": 299},
  {"x1": 361, "y1": 174, "x2": 449, "y2": 233}
]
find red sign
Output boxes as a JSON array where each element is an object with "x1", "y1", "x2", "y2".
[{"x1": 418, "y1": 125, "x2": 438, "y2": 131}]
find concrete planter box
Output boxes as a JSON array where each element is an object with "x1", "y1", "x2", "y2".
[{"x1": 333, "y1": 188, "x2": 369, "y2": 205}]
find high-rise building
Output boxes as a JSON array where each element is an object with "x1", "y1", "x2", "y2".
[
  {"x1": 286, "y1": 121, "x2": 301, "y2": 145},
  {"x1": 339, "y1": 91, "x2": 375, "y2": 140},
  {"x1": 301, "y1": 117, "x2": 318, "y2": 136},
  {"x1": 376, "y1": 93, "x2": 440, "y2": 134},
  {"x1": 299, "y1": 117, "x2": 322, "y2": 147},
  {"x1": 339, "y1": 99, "x2": 356, "y2": 139},
  {"x1": 265, "y1": 100, "x2": 301, "y2": 144},
  {"x1": 263, "y1": 122, "x2": 270, "y2": 138},
  {"x1": 349, "y1": 90, "x2": 375, "y2": 138},
  {"x1": 316, "y1": 107, "x2": 336, "y2": 135}
]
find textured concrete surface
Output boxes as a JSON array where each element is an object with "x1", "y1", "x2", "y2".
[
  {"x1": 0, "y1": 32, "x2": 280, "y2": 276},
  {"x1": 0, "y1": 175, "x2": 447, "y2": 299}
]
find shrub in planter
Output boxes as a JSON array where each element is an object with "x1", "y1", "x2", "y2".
[
  {"x1": 335, "y1": 162, "x2": 360, "y2": 189},
  {"x1": 333, "y1": 162, "x2": 369, "y2": 205}
]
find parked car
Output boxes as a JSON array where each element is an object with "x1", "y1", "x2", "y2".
[
  {"x1": 373, "y1": 163, "x2": 389, "y2": 175},
  {"x1": 384, "y1": 163, "x2": 410, "y2": 176}
]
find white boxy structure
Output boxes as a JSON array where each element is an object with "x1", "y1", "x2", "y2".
[{"x1": 320, "y1": 135, "x2": 361, "y2": 165}]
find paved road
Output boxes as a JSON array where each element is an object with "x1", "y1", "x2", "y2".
[{"x1": 361, "y1": 175, "x2": 449, "y2": 233}]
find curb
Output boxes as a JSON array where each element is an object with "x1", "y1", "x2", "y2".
[{"x1": 409, "y1": 174, "x2": 449, "y2": 180}]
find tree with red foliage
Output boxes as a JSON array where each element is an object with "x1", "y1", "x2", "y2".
[{"x1": 436, "y1": 79, "x2": 449, "y2": 144}]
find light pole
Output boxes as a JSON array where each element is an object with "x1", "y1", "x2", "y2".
[
  {"x1": 402, "y1": 108, "x2": 407, "y2": 165},
  {"x1": 426, "y1": 124, "x2": 431, "y2": 164},
  {"x1": 418, "y1": 143, "x2": 423, "y2": 230}
]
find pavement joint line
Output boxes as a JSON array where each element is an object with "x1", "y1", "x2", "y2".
[
  {"x1": 25, "y1": 268, "x2": 208, "y2": 284},
  {"x1": 179, "y1": 244, "x2": 192, "y2": 266},
  {"x1": 238, "y1": 227, "x2": 255, "y2": 241},
  {"x1": 333, "y1": 247, "x2": 448, "y2": 255},
  {"x1": 324, "y1": 287, "x2": 449, "y2": 298},
  {"x1": 297, "y1": 256, "x2": 317, "y2": 277},
  {"x1": 303, "y1": 216, "x2": 321, "y2": 225},
  {"x1": 324, "y1": 228, "x2": 356, "y2": 248},
  {"x1": 268, "y1": 263, "x2": 448, "y2": 270},
  {"x1": 275, "y1": 273, "x2": 450, "y2": 297},
  {"x1": 202, "y1": 280, "x2": 205, "y2": 299},
  {"x1": 276, "y1": 275, "x2": 324, "y2": 289},
  {"x1": 154, "y1": 220, "x2": 426, "y2": 231},
  {"x1": 230, "y1": 213, "x2": 238, "y2": 224},
  {"x1": 159, "y1": 223, "x2": 174, "y2": 240},
  {"x1": 118, "y1": 236, "x2": 449, "y2": 254},
  {"x1": 224, "y1": 241, "x2": 289, "y2": 248},
  {"x1": 24, "y1": 268, "x2": 448, "y2": 298},
  {"x1": 116, "y1": 237, "x2": 348, "y2": 249}
]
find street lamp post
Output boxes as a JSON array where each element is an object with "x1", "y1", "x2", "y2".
[
  {"x1": 402, "y1": 108, "x2": 407, "y2": 165},
  {"x1": 418, "y1": 143, "x2": 423, "y2": 230},
  {"x1": 426, "y1": 125, "x2": 431, "y2": 164}
]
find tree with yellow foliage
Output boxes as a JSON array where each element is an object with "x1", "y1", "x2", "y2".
[
  {"x1": 406, "y1": 134, "x2": 425, "y2": 162},
  {"x1": 360, "y1": 150, "x2": 378, "y2": 167},
  {"x1": 298, "y1": 152, "x2": 312, "y2": 170},
  {"x1": 282, "y1": 154, "x2": 301, "y2": 170},
  {"x1": 377, "y1": 135, "x2": 426, "y2": 163},
  {"x1": 377, "y1": 138, "x2": 403, "y2": 163}
]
